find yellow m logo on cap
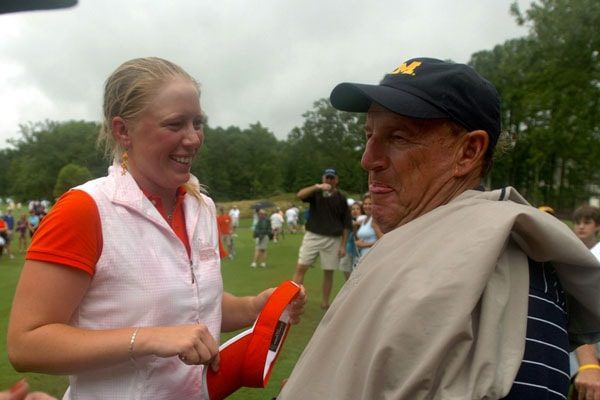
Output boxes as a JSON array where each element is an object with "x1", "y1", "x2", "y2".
[{"x1": 391, "y1": 61, "x2": 422, "y2": 76}]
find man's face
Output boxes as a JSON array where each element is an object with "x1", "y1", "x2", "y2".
[
  {"x1": 361, "y1": 104, "x2": 461, "y2": 233},
  {"x1": 322, "y1": 174, "x2": 338, "y2": 188}
]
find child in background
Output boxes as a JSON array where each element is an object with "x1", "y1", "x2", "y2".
[
  {"x1": 570, "y1": 205, "x2": 600, "y2": 398},
  {"x1": 573, "y1": 205, "x2": 600, "y2": 249}
]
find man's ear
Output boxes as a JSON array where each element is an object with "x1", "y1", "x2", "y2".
[
  {"x1": 111, "y1": 116, "x2": 131, "y2": 148},
  {"x1": 453, "y1": 130, "x2": 489, "y2": 178}
]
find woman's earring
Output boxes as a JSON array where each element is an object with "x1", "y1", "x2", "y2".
[{"x1": 121, "y1": 152, "x2": 129, "y2": 176}]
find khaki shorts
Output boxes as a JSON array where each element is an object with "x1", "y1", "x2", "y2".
[
  {"x1": 298, "y1": 231, "x2": 341, "y2": 271},
  {"x1": 255, "y1": 235, "x2": 269, "y2": 250},
  {"x1": 338, "y1": 251, "x2": 353, "y2": 273}
]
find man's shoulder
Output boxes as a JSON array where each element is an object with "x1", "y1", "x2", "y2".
[
  {"x1": 337, "y1": 189, "x2": 348, "y2": 198},
  {"x1": 335, "y1": 190, "x2": 349, "y2": 203}
]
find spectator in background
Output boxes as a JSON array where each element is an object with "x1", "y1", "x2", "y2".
[
  {"x1": 354, "y1": 194, "x2": 383, "y2": 260},
  {"x1": 217, "y1": 207, "x2": 234, "y2": 259},
  {"x1": 228, "y1": 205, "x2": 240, "y2": 235},
  {"x1": 26, "y1": 210, "x2": 39, "y2": 239},
  {"x1": 569, "y1": 205, "x2": 600, "y2": 399},
  {"x1": 0, "y1": 218, "x2": 6, "y2": 259},
  {"x1": 292, "y1": 168, "x2": 352, "y2": 310},
  {"x1": 3, "y1": 209, "x2": 15, "y2": 259},
  {"x1": 338, "y1": 199, "x2": 364, "y2": 280},
  {"x1": 270, "y1": 208, "x2": 284, "y2": 243},
  {"x1": 15, "y1": 214, "x2": 28, "y2": 253},
  {"x1": 251, "y1": 209, "x2": 272, "y2": 268},
  {"x1": 285, "y1": 205, "x2": 299, "y2": 234}
]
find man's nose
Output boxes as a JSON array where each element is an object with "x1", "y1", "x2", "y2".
[{"x1": 361, "y1": 137, "x2": 387, "y2": 171}]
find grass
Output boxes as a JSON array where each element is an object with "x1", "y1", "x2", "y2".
[{"x1": 0, "y1": 217, "x2": 345, "y2": 399}]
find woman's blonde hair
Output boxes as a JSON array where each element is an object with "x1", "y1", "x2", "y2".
[{"x1": 98, "y1": 57, "x2": 204, "y2": 199}]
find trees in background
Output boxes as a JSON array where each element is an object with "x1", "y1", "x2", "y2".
[
  {"x1": 0, "y1": 0, "x2": 597, "y2": 211},
  {"x1": 281, "y1": 99, "x2": 366, "y2": 195},
  {"x1": 193, "y1": 122, "x2": 285, "y2": 200},
  {"x1": 53, "y1": 163, "x2": 92, "y2": 199},
  {"x1": 0, "y1": 108, "x2": 365, "y2": 203},
  {"x1": 471, "y1": 0, "x2": 600, "y2": 210},
  {"x1": 3, "y1": 120, "x2": 105, "y2": 201}
]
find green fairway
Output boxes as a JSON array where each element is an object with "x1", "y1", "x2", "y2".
[{"x1": 0, "y1": 218, "x2": 345, "y2": 399}]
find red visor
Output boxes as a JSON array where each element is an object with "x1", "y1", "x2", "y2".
[{"x1": 203, "y1": 280, "x2": 300, "y2": 400}]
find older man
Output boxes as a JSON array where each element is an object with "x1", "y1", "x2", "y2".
[{"x1": 279, "y1": 58, "x2": 600, "y2": 399}]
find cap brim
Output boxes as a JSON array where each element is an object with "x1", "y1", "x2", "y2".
[
  {"x1": 203, "y1": 280, "x2": 300, "y2": 400},
  {"x1": 205, "y1": 332, "x2": 252, "y2": 400},
  {"x1": 330, "y1": 82, "x2": 448, "y2": 119}
]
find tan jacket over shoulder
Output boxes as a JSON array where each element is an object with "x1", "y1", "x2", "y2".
[{"x1": 280, "y1": 187, "x2": 600, "y2": 400}]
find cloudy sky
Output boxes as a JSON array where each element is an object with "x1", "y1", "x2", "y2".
[{"x1": 0, "y1": 0, "x2": 531, "y2": 149}]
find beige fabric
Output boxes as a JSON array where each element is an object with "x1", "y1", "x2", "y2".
[{"x1": 280, "y1": 187, "x2": 600, "y2": 400}]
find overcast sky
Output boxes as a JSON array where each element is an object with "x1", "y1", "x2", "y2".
[{"x1": 0, "y1": 0, "x2": 531, "y2": 149}]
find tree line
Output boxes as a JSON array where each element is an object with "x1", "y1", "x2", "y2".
[{"x1": 0, "y1": 0, "x2": 598, "y2": 212}]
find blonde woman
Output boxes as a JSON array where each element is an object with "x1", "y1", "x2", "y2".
[{"x1": 7, "y1": 57, "x2": 304, "y2": 399}]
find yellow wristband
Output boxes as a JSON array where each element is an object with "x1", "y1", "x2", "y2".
[{"x1": 578, "y1": 364, "x2": 600, "y2": 372}]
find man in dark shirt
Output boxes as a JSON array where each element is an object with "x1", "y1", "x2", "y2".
[{"x1": 292, "y1": 168, "x2": 352, "y2": 309}]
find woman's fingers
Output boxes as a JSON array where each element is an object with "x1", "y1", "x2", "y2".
[
  {"x1": 173, "y1": 324, "x2": 219, "y2": 367},
  {"x1": 288, "y1": 285, "x2": 307, "y2": 325}
]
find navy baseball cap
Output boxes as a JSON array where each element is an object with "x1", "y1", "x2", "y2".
[
  {"x1": 323, "y1": 168, "x2": 337, "y2": 177},
  {"x1": 330, "y1": 57, "x2": 501, "y2": 154}
]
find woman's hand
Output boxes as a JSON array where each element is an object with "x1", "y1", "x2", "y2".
[
  {"x1": 287, "y1": 285, "x2": 306, "y2": 325},
  {"x1": 355, "y1": 239, "x2": 373, "y2": 249},
  {"x1": 252, "y1": 285, "x2": 306, "y2": 325},
  {"x1": 0, "y1": 380, "x2": 57, "y2": 400},
  {"x1": 251, "y1": 288, "x2": 275, "y2": 316},
  {"x1": 135, "y1": 324, "x2": 220, "y2": 371}
]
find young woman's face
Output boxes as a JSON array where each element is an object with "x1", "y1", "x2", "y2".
[
  {"x1": 124, "y1": 77, "x2": 203, "y2": 197},
  {"x1": 351, "y1": 203, "x2": 362, "y2": 218},
  {"x1": 362, "y1": 197, "x2": 373, "y2": 216}
]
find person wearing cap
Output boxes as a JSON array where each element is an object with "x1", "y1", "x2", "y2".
[
  {"x1": 279, "y1": 58, "x2": 600, "y2": 399},
  {"x1": 292, "y1": 168, "x2": 352, "y2": 310}
]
